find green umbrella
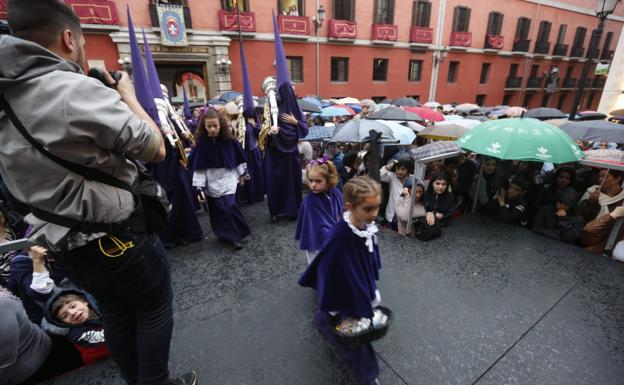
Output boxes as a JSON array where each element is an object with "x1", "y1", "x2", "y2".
[{"x1": 457, "y1": 118, "x2": 584, "y2": 163}]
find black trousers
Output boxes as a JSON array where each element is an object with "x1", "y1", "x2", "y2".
[{"x1": 66, "y1": 232, "x2": 174, "y2": 385}]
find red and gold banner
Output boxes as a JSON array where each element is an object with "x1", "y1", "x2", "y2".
[
  {"x1": 410, "y1": 26, "x2": 434, "y2": 44},
  {"x1": 64, "y1": 0, "x2": 118, "y2": 25},
  {"x1": 372, "y1": 24, "x2": 398, "y2": 41},
  {"x1": 278, "y1": 15, "x2": 309, "y2": 35},
  {"x1": 218, "y1": 9, "x2": 256, "y2": 32},
  {"x1": 328, "y1": 19, "x2": 357, "y2": 39}
]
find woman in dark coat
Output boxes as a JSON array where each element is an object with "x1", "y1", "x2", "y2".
[{"x1": 423, "y1": 173, "x2": 456, "y2": 227}]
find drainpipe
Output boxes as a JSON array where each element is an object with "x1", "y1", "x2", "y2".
[{"x1": 428, "y1": 0, "x2": 447, "y2": 101}]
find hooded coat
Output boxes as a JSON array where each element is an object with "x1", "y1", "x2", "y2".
[
  {"x1": 423, "y1": 180, "x2": 456, "y2": 227},
  {"x1": 532, "y1": 187, "x2": 586, "y2": 244}
]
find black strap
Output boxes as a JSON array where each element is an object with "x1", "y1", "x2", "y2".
[{"x1": 0, "y1": 95, "x2": 136, "y2": 233}]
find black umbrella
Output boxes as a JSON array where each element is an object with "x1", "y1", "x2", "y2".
[
  {"x1": 464, "y1": 115, "x2": 488, "y2": 122},
  {"x1": 329, "y1": 120, "x2": 397, "y2": 143},
  {"x1": 576, "y1": 112, "x2": 607, "y2": 121},
  {"x1": 558, "y1": 120, "x2": 624, "y2": 143},
  {"x1": 368, "y1": 106, "x2": 423, "y2": 121},
  {"x1": 391, "y1": 97, "x2": 420, "y2": 107},
  {"x1": 297, "y1": 99, "x2": 322, "y2": 113},
  {"x1": 524, "y1": 107, "x2": 567, "y2": 120}
]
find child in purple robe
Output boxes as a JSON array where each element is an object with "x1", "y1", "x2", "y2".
[
  {"x1": 295, "y1": 157, "x2": 343, "y2": 264},
  {"x1": 299, "y1": 176, "x2": 384, "y2": 385},
  {"x1": 190, "y1": 109, "x2": 250, "y2": 250}
]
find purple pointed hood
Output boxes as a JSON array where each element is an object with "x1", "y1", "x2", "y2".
[
  {"x1": 182, "y1": 87, "x2": 191, "y2": 119},
  {"x1": 142, "y1": 28, "x2": 164, "y2": 99},
  {"x1": 127, "y1": 6, "x2": 159, "y2": 124},
  {"x1": 272, "y1": 11, "x2": 291, "y2": 88},
  {"x1": 239, "y1": 36, "x2": 255, "y2": 118}
]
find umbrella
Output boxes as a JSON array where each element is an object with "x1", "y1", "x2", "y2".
[
  {"x1": 337, "y1": 97, "x2": 360, "y2": 105},
  {"x1": 406, "y1": 121, "x2": 426, "y2": 132},
  {"x1": 418, "y1": 120, "x2": 481, "y2": 140},
  {"x1": 374, "y1": 120, "x2": 417, "y2": 144},
  {"x1": 583, "y1": 149, "x2": 624, "y2": 167},
  {"x1": 408, "y1": 141, "x2": 461, "y2": 160},
  {"x1": 217, "y1": 91, "x2": 242, "y2": 102},
  {"x1": 442, "y1": 104, "x2": 455, "y2": 113},
  {"x1": 392, "y1": 97, "x2": 420, "y2": 107},
  {"x1": 576, "y1": 111, "x2": 607, "y2": 121},
  {"x1": 444, "y1": 114, "x2": 464, "y2": 121},
  {"x1": 556, "y1": 120, "x2": 624, "y2": 143},
  {"x1": 347, "y1": 104, "x2": 363, "y2": 113},
  {"x1": 494, "y1": 105, "x2": 509, "y2": 110},
  {"x1": 424, "y1": 101, "x2": 441, "y2": 108},
  {"x1": 368, "y1": 106, "x2": 423, "y2": 121},
  {"x1": 488, "y1": 109, "x2": 508, "y2": 117},
  {"x1": 455, "y1": 103, "x2": 481, "y2": 113},
  {"x1": 610, "y1": 108, "x2": 624, "y2": 116},
  {"x1": 321, "y1": 99, "x2": 331, "y2": 107},
  {"x1": 321, "y1": 105, "x2": 355, "y2": 117},
  {"x1": 302, "y1": 125, "x2": 336, "y2": 141},
  {"x1": 329, "y1": 120, "x2": 397, "y2": 143},
  {"x1": 207, "y1": 98, "x2": 225, "y2": 105},
  {"x1": 457, "y1": 118, "x2": 584, "y2": 163},
  {"x1": 465, "y1": 115, "x2": 488, "y2": 122},
  {"x1": 403, "y1": 107, "x2": 445, "y2": 122},
  {"x1": 298, "y1": 99, "x2": 322, "y2": 113},
  {"x1": 224, "y1": 101, "x2": 239, "y2": 115},
  {"x1": 504, "y1": 106, "x2": 526, "y2": 117},
  {"x1": 360, "y1": 99, "x2": 376, "y2": 108},
  {"x1": 302, "y1": 96, "x2": 322, "y2": 106},
  {"x1": 524, "y1": 107, "x2": 567, "y2": 120}
]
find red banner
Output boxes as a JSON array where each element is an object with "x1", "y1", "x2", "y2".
[
  {"x1": 410, "y1": 26, "x2": 434, "y2": 44},
  {"x1": 218, "y1": 9, "x2": 256, "y2": 32},
  {"x1": 0, "y1": 0, "x2": 7, "y2": 20},
  {"x1": 450, "y1": 31, "x2": 472, "y2": 47},
  {"x1": 486, "y1": 34, "x2": 504, "y2": 49},
  {"x1": 64, "y1": 0, "x2": 118, "y2": 25},
  {"x1": 278, "y1": 15, "x2": 309, "y2": 35},
  {"x1": 328, "y1": 19, "x2": 357, "y2": 39},
  {"x1": 372, "y1": 24, "x2": 398, "y2": 41}
]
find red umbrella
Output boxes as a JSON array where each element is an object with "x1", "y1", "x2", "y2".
[
  {"x1": 403, "y1": 106, "x2": 445, "y2": 122},
  {"x1": 331, "y1": 104, "x2": 356, "y2": 114}
]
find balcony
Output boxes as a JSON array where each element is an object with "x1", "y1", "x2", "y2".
[
  {"x1": 601, "y1": 50, "x2": 614, "y2": 60},
  {"x1": 150, "y1": 4, "x2": 191, "y2": 29},
  {"x1": 277, "y1": 15, "x2": 310, "y2": 35},
  {"x1": 218, "y1": 9, "x2": 256, "y2": 32},
  {"x1": 592, "y1": 78, "x2": 606, "y2": 88},
  {"x1": 587, "y1": 48, "x2": 601, "y2": 60},
  {"x1": 534, "y1": 41, "x2": 550, "y2": 55},
  {"x1": 505, "y1": 77, "x2": 523, "y2": 89},
  {"x1": 526, "y1": 77, "x2": 544, "y2": 89},
  {"x1": 450, "y1": 31, "x2": 472, "y2": 47},
  {"x1": 484, "y1": 34, "x2": 504, "y2": 50},
  {"x1": 512, "y1": 38, "x2": 531, "y2": 53},
  {"x1": 552, "y1": 43, "x2": 568, "y2": 57},
  {"x1": 410, "y1": 26, "x2": 434, "y2": 44},
  {"x1": 371, "y1": 24, "x2": 398, "y2": 41},
  {"x1": 562, "y1": 78, "x2": 577, "y2": 89},
  {"x1": 328, "y1": 19, "x2": 357, "y2": 39},
  {"x1": 570, "y1": 46, "x2": 584, "y2": 58}
]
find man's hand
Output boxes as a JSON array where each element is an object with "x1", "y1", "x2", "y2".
[
  {"x1": 280, "y1": 113, "x2": 298, "y2": 125},
  {"x1": 610, "y1": 206, "x2": 624, "y2": 219},
  {"x1": 402, "y1": 187, "x2": 410, "y2": 197},
  {"x1": 247, "y1": 117, "x2": 256, "y2": 126},
  {"x1": 269, "y1": 126, "x2": 279, "y2": 135},
  {"x1": 426, "y1": 212, "x2": 436, "y2": 226},
  {"x1": 113, "y1": 72, "x2": 138, "y2": 104},
  {"x1": 29, "y1": 246, "x2": 49, "y2": 273},
  {"x1": 589, "y1": 190, "x2": 600, "y2": 203},
  {"x1": 497, "y1": 189, "x2": 506, "y2": 206},
  {"x1": 239, "y1": 176, "x2": 246, "y2": 186},
  {"x1": 556, "y1": 208, "x2": 568, "y2": 217}
]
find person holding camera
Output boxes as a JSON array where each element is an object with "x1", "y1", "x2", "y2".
[{"x1": 0, "y1": 1, "x2": 195, "y2": 384}]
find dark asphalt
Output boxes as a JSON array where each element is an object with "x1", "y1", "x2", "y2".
[{"x1": 48, "y1": 202, "x2": 624, "y2": 385}]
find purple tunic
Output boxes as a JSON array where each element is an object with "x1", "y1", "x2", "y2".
[
  {"x1": 242, "y1": 120, "x2": 265, "y2": 204},
  {"x1": 295, "y1": 188, "x2": 343, "y2": 251}
]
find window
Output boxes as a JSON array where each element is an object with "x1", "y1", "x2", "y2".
[
  {"x1": 221, "y1": 0, "x2": 248, "y2": 11},
  {"x1": 529, "y1": 64, "x2": 539, "y2": 78},
  {"x1": 556, "y1": 24, "x2": 567, "y2": 44},
  {"x1": 334, "y1": 0, "x2": 355, "y2": 21},
  {"x1": 515, "y1": 17, "x2": 531, "y2": 39},
  {"x1": 502, "y1": 94, "x2": 512, "y2": 105},
  {"x1": 585, "y1": 92, "x2": 596, "y2": 109},
  {"x1": 447, "y1": 61, "x2": 459, "y2": 83},
  {"x1": 541, "y1": 93, "x2": 551, "y2": 108},
  {"x1": 480, "y1": 63, "x2": 491, "y2": 84},
  {"x1": 407, "y1": 95, "x2": 420, "y2": 101},
  {"x1": 522, "y1": 93, "x2": 533, "y2": 108},
  {"x1": 564, "y1": 66, "x2": 573, "y2": 79},
  {"x1": 372, "y1": 58, "x2": 389, "y2": 81},
  {"x1": 508, "y1": 63, "x2": 519, "y2": 77},
  {"x1": 408, "y1": 60, "x2": 423, "y2": 81},
  {"x1": 372, "y1": 96, "x2": 387, "y2": 103},
  {"x1": 278, "y1": 0, "x2": 304, "y2": 16},
  {"x1": 412, "y1": 0, "x2": 431, "y2": 27},
  {"x1": 603, "y1": 31, "x2": 614, "y2": 53},
  {"x1": 573, "y1": 27, "x2": 587, "y2": 47},
  {"x1": 331, "y1": 57, "x2": 349, "y2": 81},
  {"x1": 286, "y1": 56, "x2": 303, "y2": 83},
  {"x1": 486, "y1": 12, "x2": 503, "y2": 36},
  {"x1": 476, "y1": 94, "x2": 486, "y2": 106},
  {"x1": 588, "y1": 29, "x2": 601, "y2": 54},
  {"x1": 452, "y1": 6, "x2": 471, "y2": 32},
  {"x1": 536, "y1": 21, "x2": 551, "y2": 42},
  {"x1": 557, "y1": 93, "x2": 567, "y2": 110},
  {"x1": 374, "y1": 0, "x2": 394, "y2": 24}
]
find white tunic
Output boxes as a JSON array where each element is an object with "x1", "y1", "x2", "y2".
[{"x1": 193, "y1": 163, "x2": 247, "y2": 198}]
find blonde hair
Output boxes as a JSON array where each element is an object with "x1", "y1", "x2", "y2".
[
  {"x1": 343, "y1": 176, "x2": 381, "y2": 207},
  {"x1": 307, "y1": 160, "x2": 339, "y2": 189}
]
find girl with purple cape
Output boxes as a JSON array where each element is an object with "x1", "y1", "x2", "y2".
[
  {"x1": 190, "y1": 109, "x2": 250, "y2": 250},
  {"x1": 299, "y1": 176, "x2": 384, "y2": 385},
  {"x1": 295, "y1": 157, "x2": 343, "y2": 264}
]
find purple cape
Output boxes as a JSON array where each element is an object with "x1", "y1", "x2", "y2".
[
  {"x1": 299, "y1": 220, "x2": 381, "y2": 318},
  {"x1": 245, "y1": 120, "x2": 260, "y2": 150},
  {"x1": 295, "y1": 188, "x2": 344, "y2": 251},
  {"x1": 189, "y1": 136, "x2": 247, "y2": 171},
  {"x1": 267, "y1": 84, "x2": 308, "y2": 153}
]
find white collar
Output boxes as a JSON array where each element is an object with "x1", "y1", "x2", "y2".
[{"x1": 344, "y1": 211, "x2": 378, "y2": 253}]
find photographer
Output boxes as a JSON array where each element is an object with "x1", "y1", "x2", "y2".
[{"x1": 0, "y1": 1, "x2": 195, "y2": 384}]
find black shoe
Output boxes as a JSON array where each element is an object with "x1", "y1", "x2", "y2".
[
  {"x1": 366, "y1": 379, "x2": 381, "y2": 385},
  {"x1": 170, "y1": 370, "x2": 197, "y2": 385},
  {"x1": 232, "y1": 241, "x2": 244, "y2": 250}
]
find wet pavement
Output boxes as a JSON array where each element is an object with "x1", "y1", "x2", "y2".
[{"x1": 50, "y1": 202, "x2": 624, "y2": 385}]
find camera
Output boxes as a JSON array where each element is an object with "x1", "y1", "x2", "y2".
[{"x1": 87, "y1": 68, "x2": 123, "y2": 89}]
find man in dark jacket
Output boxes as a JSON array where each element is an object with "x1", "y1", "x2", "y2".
[
  {"x1": 491, "y1": 177, "x2": 530, "y2": 227},
  {"x1": 532, "y1": 187, "x2": 586, "y2": 244}
]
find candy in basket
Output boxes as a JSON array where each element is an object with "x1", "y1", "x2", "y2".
[{"x1": 332, "y1": 306, "x2": 393, "y2": 348}]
